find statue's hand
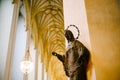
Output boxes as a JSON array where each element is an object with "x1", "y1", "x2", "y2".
[{"x1": 52, "y1": 52, "x2": 57, "y2": 56}]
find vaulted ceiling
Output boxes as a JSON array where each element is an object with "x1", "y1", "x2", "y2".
[{"x1": 23, "y1": 0, "x2": 67, "y2": 79}]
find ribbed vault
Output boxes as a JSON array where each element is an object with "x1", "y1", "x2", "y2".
[{"x1": 23, "y1": 0, "x2": 67, "y2": 80}]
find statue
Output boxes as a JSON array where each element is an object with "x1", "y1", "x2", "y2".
[{"x1": 52, "y1": 25, "x2": 90, "y2": 80}]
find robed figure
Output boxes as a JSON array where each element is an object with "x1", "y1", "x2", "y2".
[{"x1": 52, "y1": 25, "x2": 90, "y2": 80}]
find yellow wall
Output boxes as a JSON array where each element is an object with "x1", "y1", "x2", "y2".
[{"x1": 85, "y1": 0, "x2": 120, "y2": 80}]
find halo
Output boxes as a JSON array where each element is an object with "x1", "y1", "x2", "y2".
[{"x1": 66, "y1": 24, "x2": 80, "y2": 39}]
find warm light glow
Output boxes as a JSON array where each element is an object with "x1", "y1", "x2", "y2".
[{"x1": 20, "y1": 60, "x2": 33, "y2": 74}]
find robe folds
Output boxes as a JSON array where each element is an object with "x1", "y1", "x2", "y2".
[{"x1": 53, "y1": 40, "x2": 90, "y2": 80}]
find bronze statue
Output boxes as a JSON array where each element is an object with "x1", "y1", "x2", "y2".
[{"x1": 52, "y1": 25, "x2": 90, "y2": 80}]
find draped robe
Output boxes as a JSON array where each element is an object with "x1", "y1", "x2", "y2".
[{"x1": 53, "y1": 40, "x2": 90, "y2": 80}]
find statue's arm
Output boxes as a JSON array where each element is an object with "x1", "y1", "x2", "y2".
[{"x1": 52, "y1": 52, "x2": 65, "y2": 62}]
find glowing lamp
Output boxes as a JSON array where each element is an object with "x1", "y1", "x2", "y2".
[{"x1": 20, "y1": 49, "x2": 33, "y2": 74}]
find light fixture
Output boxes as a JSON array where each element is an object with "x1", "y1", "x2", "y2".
[
  {"x1": 20, "y1": 23, "x2": 34, "y2": 75},
  {"x1": 20, "y1": 47, "x2": 33, "y2": 74},
  {"x1": 20, "y1": 29, "x2": 33, "y2": 80}
]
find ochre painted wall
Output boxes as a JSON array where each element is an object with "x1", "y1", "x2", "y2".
[{"x1": 85, "y1": 0, "x2": 120, "y2": 80}]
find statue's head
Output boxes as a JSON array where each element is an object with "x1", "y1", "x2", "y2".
[
  {"x1": 65, "y1": 30, "x2": 75, "y2": 42},
  {"x1": 65, "y1": 25, "x2": 80, "y2": 42}
]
